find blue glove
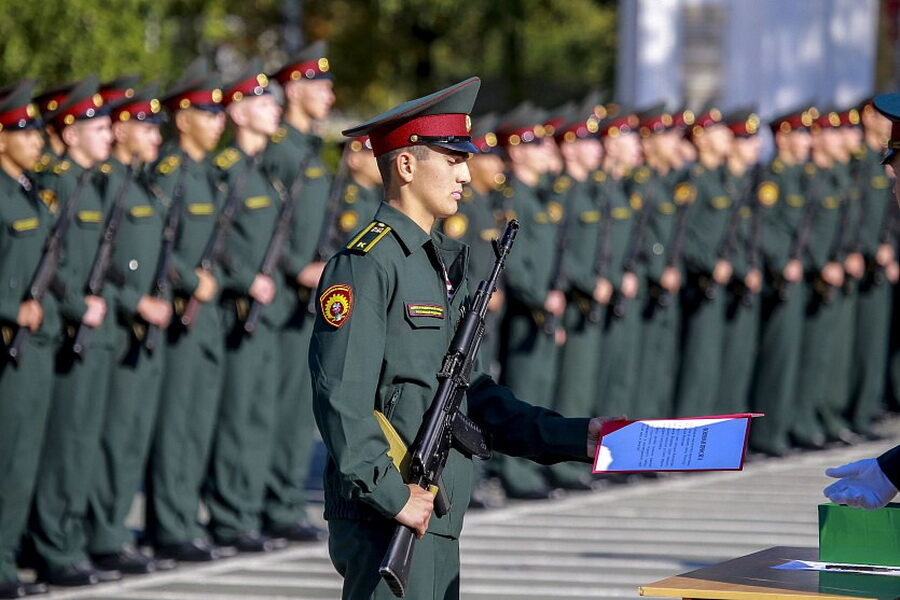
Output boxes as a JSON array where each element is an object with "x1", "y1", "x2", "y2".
[{"x1": 824, "y1": 458, "x2": 898, "y2": 510}]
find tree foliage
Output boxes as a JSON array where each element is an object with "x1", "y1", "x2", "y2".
[{"x1": 0, "y1": 0, "x2": 617, "y2": 119}]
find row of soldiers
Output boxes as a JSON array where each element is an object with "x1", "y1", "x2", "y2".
[
  {"x1": 0, "y1": 40, "x2": 899, "y2": 596},
  {"x1": 447, "y1": 94, "x2": 900, "y2": 500}
]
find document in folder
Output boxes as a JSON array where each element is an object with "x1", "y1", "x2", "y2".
[{"x1": 592, "y1": 414, "x2": 762, "y2": 473}]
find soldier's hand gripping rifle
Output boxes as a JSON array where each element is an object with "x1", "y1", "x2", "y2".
[
  {"x1": 378, "y1": 220, "x2": 519, "y2": 598},
  {"x1": 654, "y1": 186, "x2": 693, "y2": 309},
  {"x1": 143, "y1": 174, "x2": 188, "y2": 353},
  {"x1": 179, "y1": 155, "x2": 258, "y2": 329},
  {"x1": 70, "y1": 168, "x2": 135, "y2": 359},
  {"x1": 611, "y1": 188, "x2": 653, "y2": 318},
  {"x1": 305, "y1": 143, "x2": 351, "y2": 315},
  {"x1": 779, "y1": 176, "x2": 821, "y2": 302},
  {"x1": 587, "y1": 181, "x2": 613, "y2": 323},
  {"x1": 7, "y1": 171, "x2": 91, "y2": 364},
  {"x1": 543, "y1": 192, "x2": 574, "y2": 336},
  {"x1": 242, "y1": 145, "x2": 319, "y2": 335}
]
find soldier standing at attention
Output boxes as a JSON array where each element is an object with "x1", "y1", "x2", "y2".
[
  {"x1": 205, "y1": 61, "x2": 287, "y2": 553},
  {"x1": 716, "y1": 109, "x2": 764, "y2": 414},
  {"x1": 144, "y1": 59, "x2": 232, "y2": 562},
  {"x1": 310, "y1": 76, "x2": 611, "y2": 600},
  {"x1": 0, "y1": 81, "x2": 59, "y2": 599},
  {"x1": 492, "y1": 104, "x2": 566, "y2": 500},
  {"x1": 673, "y1": 107, "x2": 736, "y2": 417},
  {"x1": 848, "y1": 99, "x2": 899, "y2": 435},
  {"x1": 333, "y1": 135, "x2": 383, "y2": 241},
  {"x1": 87, "y1": 83, "x2": 175, "y2": 575},
  {"x1": 261, "y1": 42, "x2": 335, "y2": 543},
  {"x1": 28, "y1": 76, "x2": 121, "y2": 587},
  {"x1": 747, "y1": 106, "x2": 814, "y2": 456}
]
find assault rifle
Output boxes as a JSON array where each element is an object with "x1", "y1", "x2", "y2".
[
  {"x1": 7, "y1": 171, "x2": 90, "y2": 364},
  {"x1": 378, "y1": 220, "x2": 519, "y2": 597}
]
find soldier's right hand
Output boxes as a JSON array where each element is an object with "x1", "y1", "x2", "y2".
[
  {"x1": 593, "y1": 278, "x2": 613, "y2": 305},
  {"x1": 782, "y1": 259, "x2": 803, "y2": 283},
  {"x1": 886, "y1": 261, "x2": 899, "y2": 284},
  {"x1": 620, "y1": 272, "x2": 639, "y2": 299},
  {"x1": 822, "y1": 262, "x2": 845, "y2": 288},
  {"x1": 744, "y1": 268, "x2": 763, "y2": 294},
  {"x1": 395, "y1": 483, "x2": 435, "y2": 539},
  {"x1": 17, "y1": 300, "x2": 43, "y2": 332},
  {"x1": 544, "y1": 290, "x2": 566, "y2": 317},
  {"x1": 660, "y1": 266, "x2": 681, "y2": 292},
  {"x1": 82, "y1": 295, "x2": 107, "y2": 328},
  {"x1": 249, "y1": 274, "x2": 276, "y2": 305},
  {"x1": 193, "y1": 268, "x2": 218, "y2": 303},
  {"x1": 876, "y1": 243, "x2": 895, "y2": 267},
  {"x1": 138, "y1": 296, "x2": 173, "y2": 328},
  {"x1": 487, "y1": 287, "x2": 505, "y2": 313}
]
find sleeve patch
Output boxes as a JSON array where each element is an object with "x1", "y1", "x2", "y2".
[
  {"x1": 346, "y1": 221, "x2": 392, "y2": 253},
  {"x1": 319, "y1": 284, "x2": 353, "y2": 328}
]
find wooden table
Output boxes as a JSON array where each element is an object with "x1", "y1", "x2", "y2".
[{"x1": 640, "y1": 546, "x2": 900, "y2": 600}]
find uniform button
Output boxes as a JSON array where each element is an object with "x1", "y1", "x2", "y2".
[
  {"x1": 128, "y1": 259, "x2": 139, "y2": 271},
  {"x1": 652, "y1": 243, "x2": 664, "y2": 256},
  {"x1": 9, "y1": 278, "x2": 16, "y2": 289}
]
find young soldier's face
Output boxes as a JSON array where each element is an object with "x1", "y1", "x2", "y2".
[
  {"x1": 70, "y1": 116, "x2": 113, "y2": 163},
  {"x1": 409, "y1": 146, "x2": 471, "y2": 220},
  {"x1": 180, "y1": 108, "x2": 226, "y2": 153},
  {"x1": 289, "y1": 79, "x2": 335, "y2": 121},
  {"x1": 0, "y1": 129, "x2": 44, "y2": 170},
  {"x1": 575, "y1": 137, "x2": 603, "y2": 172},
  {"x1": 236, "y1": 94, "x2": 282, "y2": 137},
  {"x1": 788, "y1": 130, "x2": 812, "y2": 163},
  {"x1": 116, "y1": 121, "x2": 163, "y2": 164}
]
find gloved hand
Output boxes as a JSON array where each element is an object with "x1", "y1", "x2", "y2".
[{"x1": 824, "y1": 458, "x2": 898, "y2": 509}]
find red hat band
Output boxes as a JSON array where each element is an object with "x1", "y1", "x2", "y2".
[
  {"x1": 639, "y1": 114, "x2": 673, "y2": 137},
  {"x1": 0, "y1": 104, "x2": 39, "y2": 131},
  {"x1": 370, "y1": 113, "x2": 470, "y2": 155},
  {"x1": 277, "y1": 58, "x2": 330, "y2": 83},
  {"x1": 225, "y1": 74, "x2": 269, "y2": 105},
  {"x1": 601, "y1": 115, "x2": 638, "y2": 138},
  {"x1": 53, "y1": 93, "x2": 104, "y2": 127},
  {"x1": 166, "y1": 89, "x2": 223, "y2": 111},
  {"x1": 114, "y1": 98, "x2": 161, "y2": 122}
]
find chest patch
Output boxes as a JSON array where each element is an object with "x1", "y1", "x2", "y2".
[
  {"x1": 11, "y1": 217, "x2": 39, "y2": 232},
  {"x1": 406, "y1": 303, "x2": 445, "y2": 319},
  {"x1": 319, "y1": 284, "x2": 353, "y2": 328},
  {"x1": 188, "y1": 203, "x2": 215, "y2": 216}
]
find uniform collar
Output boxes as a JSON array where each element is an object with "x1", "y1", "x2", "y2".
[{"x1": 372, "y1": 201, "x2": 432, "y2": 256}]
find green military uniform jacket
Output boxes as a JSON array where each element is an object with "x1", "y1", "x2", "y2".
[
  {"x1": 37, "y1": 157, "x2": 115, "y2": 347},
  {"x1": 682, "y1": 165, "x2": 731, "y2": 279},
  {"x1": 0, "y1": 170, "x2": 60, "y2": 343},
  {"x1": 310, "y1": 202, "x2": 590, "y2": 539},
  {"x1": 334, "y1": 179, "x2": 383, "y2": 246}
]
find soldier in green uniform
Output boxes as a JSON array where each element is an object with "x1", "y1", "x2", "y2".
[
  {"x1": 492, "y1": 104, "x2": 566, "y2": 499},
  {"x1": 674, "y1": 107, "x2": 736, "y2": 417},
  {"x1": 716, "y1": 109, "x2": 764, "y2": 414},
  {"x1": 333, "y1": 135, "x2": 383, "y2": 242},
  {"x1": 310, "y1": 76, "x2": 610, "y2": 600},
  {"x1": 205, "y1": 61, "x2": 287, "y2": 552},
  {"x1": 87, "y1": 84, "x2": 176, "y2": 575},
  {"x1": 632, "y1": 105, "x2": 687, "y2": 419},
  {"x1": 849, "y1": 99, "x2": 900, "y2": 434},
  {"x1": 747, "y1": 106, "x2": 815, "y2": 455},
  {"x1": 28, "y1": 76, "x2": 123, "y2": 587},
  {"x1": 0, "y1": 81, "x2": 58, "y2": 599},
  {"x1": 144, "y1": 59, "x2": 232, "y2": 562},
  {"x1": 260, "y1": 43, "x2": 334, "y2": 543},
  {"x1": 31, "y1": 82, "x2": 77, "y2": 176},
  {"x1": 546, "y1": 105, "x2": 610, "y2": 489},
  {"x1": 791, "y1": 109, "x2": 855, "y2": 446}
]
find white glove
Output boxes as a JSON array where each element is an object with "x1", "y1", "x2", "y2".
[{"x1": 824, "y1": 458, "x2": 899, "y2": 510}]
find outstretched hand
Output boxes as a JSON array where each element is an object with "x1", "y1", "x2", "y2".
[
  {"x1": 824, "y1": 458, "x2": 898, "y2": 510},
  {"x1": 587, "y1": 415, "x2": 626, "y2": 458}
]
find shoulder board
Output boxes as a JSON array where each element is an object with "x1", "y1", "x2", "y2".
[
  {"x1": 771, "y1": 158, "x2": 784, "y2": 174},
  {"x1": 757, "y1": 181, "x2": 779, "y2": 206},
  {"x1": 53, "y1": 160, "x2": 71, "y2": 175},
  {"x1": 346, "y1": 221, "x2": 392, "y2": 254},
  {"x1": 593, "y1": 170, "x2": 607, "y2": 183},
  {"x1": 99, "y1": 162, "x2": 113, "y2": 175},
  {"x1": 552, "y1": 175, "x2": 571, "y2": 194},
  {"x1": 674, "y1": 182, "x2": 696, "y2": 205},
  {"x1": 270, "y1": 126, "x2": 288, "y2": 144},
  {"x1": 157, "y1": 154, "x2": 181, "y2": 176},
  {"x1": 633, "y1": 167, "x2": 650, "y2": 184},
  {"x1": 214, "y1": 148, "x2": 241, "y2": 170}
]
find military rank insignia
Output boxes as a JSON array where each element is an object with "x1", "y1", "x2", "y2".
[{"x1": 320, "y1": 284, "x2": 353, "y2": 328}]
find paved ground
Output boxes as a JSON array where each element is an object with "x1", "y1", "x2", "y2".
[{"x1": 39, "y1": 420, "x2": 898, "y2": 600}]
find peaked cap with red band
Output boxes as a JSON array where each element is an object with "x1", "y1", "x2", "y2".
[
  {"x1": 811, "y1": 107, "x2": 843, "y2": 132},
  {"x1": 271, "y1": 40, "x2": 331, "y2": 84},
  {"x1": 495, "y1": 102, "x2": 548, "y2": 147},
  {"x1": 0, "y1": 80, "x2": 41, "y2": 132},
  {"x1": 223, "y1": 59, "x2": 271, "y2": 106},
  {"x1": 46, "y1": 75, "x2": 109, "y2": 129},
  {"x1": 109, "y1": 84, "x2": 163, "y2": 124},
  {"x1": 599, "y1": 107, "x2": 639, "y2": 138},
  {"x1": 722, "y1": 107, "x2": 759, "y2": 138},
  {"x1": 99, "y1": 75, "x2": 140, "y2": 105},
  {"x1": 872, "y1": 93, "x2": 900, "y2": 164},
  {"x1": 162, "y1": 57, "x2": 224, "y2": 113},
  {"x1": 636, "y1": 102, "x2": 673, "y2": 137},
  {"x1": 470, "y1": 113, "x2": 499, "y2": 153},
  {"x1": 34, "y1": 80, "x2": 76, "y2": 117},
  {"x1": 342, "y1": 77, "x2": 480, "y2": 157},
  {"x1": 769, "y1": 103, "x2": 816, "y2": 135}
]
